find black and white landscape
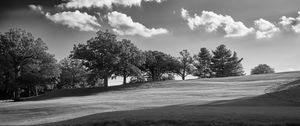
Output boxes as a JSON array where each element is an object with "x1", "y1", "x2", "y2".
[{"x1": 1, "y1": 0, "x2": 300, "y2": 126}]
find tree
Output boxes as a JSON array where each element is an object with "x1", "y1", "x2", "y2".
[
  {"x1": 142, "y1": 50, "x2": 178, "y2": 81},
  {"x1": 251, "y1": 64, "x2": 275, "y2": 75},
  {"x1": 193, "y1": 48, "x2": 213, "y2": 78},
  {"x1": 176, "y1": 50, "x2": 194, "y2": 80},
  {"x1": 227, "y1": 52, "x2": 244, "y2": 76},
  {"x1": 0, "y1": 32, "x2": 15, "y2": 99},
  {"x1": 211, "y1": 44, "x2": 244, "y2": 77},
  {"x1": 115, "y1": 39, "x2": 145, "y2": 85},
  {"x1": 19, "y1": 53, "x2": 61, "y2": 96},
  {"x1": 71, "y1": 30, "x2": 120, "y2": 88},
  {"x1": 0, "y1": 28, "x2": 58, "y2": 100},
  {"x1": 59, "y1": 58, "x2": 88, "y2": 88}
]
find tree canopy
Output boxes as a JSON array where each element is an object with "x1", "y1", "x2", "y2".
[
  {"x1": 71, "y1": 30, "x2": 120, "y2": 87},
  {"x1": 251, "y1": 64, "x2": 275, "y2": 75},
  {"x1": 59, "y1": 58, "x2": 88, "y2": 88},
  {"x1": 211, "y1": 45, "x2": 244, "y2": 77},
  {"x1": 176, "y1": 50, "x2": 194, "y2": 80},
  {"x1": 0, "y1": 28, "x2": 59, "y2": 100},
  {"x1": 0, "y1": 28, "x2": 249, "y2": 100},
  {"x1": 115, "y1": 39, "x2": 145, "y2": 84},
  {"x1": 142, "y1": 50, "x2": 178, "y2": 81},
  {"x1": 193, "y1": 48, "x2": 213, "y2": 78}
]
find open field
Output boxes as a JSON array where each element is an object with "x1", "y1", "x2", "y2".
[{"x1": 1, "y1": 71, "x2": 300, "y2": 126}]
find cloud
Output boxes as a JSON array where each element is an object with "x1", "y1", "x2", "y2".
[
  {"x1": 28, "y1": 4, "x2": 44, "y2": 14},
  {"x1": 254, "y1": 18, "x2": 280, "y2": 39},
  {"x1": 107, "y1": 11, "x2": 168, "y2": 37},
  {"x1": 45, "y1": 10, "x2": 101, "y2": 32},
  {"x1": 59, "y1": 0, "x2": 165, "y2": 9},
  {"x1": 279, "y1": 12, "x2": 300, "y2": 33},
  {"x1": 181, "y1": 8, "x2": 254, "y2": 37}
]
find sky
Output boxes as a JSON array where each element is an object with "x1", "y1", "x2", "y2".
[{"x1": 1, "y1": 0, "x2": 300, "y2": 84}]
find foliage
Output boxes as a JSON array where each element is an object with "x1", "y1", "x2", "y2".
[
  {"x1": 0, "y1": 28, "x2": 59, "y2": 100},
  {"x1": 71, "y1": 30, "x2": 121, "y2": 87},
  {"x1": 1, "y1": 28, "x2": 249, "y2": 100},
  {"x1": 211, "y1": 44, "x2": 244, "y2": 77},
  {"x1": 115, "y1": 39, "x2": 145, "y2": 84},
  {"x1": 59, "y1": 58, "x2": 88, "y2": 88},
  {"x1": 251, "y1": 64, "x2": 275, "y2": 75},
  {"x1": 142, "y1": 50, "x2": 178, "y2": 81},
  {"x1": 176, "y1": 50, "x2": 194, "y2": 80},
  {"x1": 193, "y1": 48, "x2": 213, "y2": 78},
  {"x1": 19, "y1": 52, "x2": 60, "y2": 96}
]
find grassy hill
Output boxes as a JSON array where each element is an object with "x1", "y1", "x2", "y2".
[{"x1": 1, "y1": 71, "x2": 300, "y2": 126}]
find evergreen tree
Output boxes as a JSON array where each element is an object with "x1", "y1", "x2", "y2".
[
  {"x1": 227, "y1": 52, "x2": 244, "y2": 76},
  {"x1": 211, "y1": 44, "x2": 244, "y2": 77},
  {"x1": 193, "y1": 48, "x2": 213, "y2": 78}
]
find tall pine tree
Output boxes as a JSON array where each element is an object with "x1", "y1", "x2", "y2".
[
  {"x1": 211, "y1": 45, "x2": 244, "y2": 77},
  {"x1": 193, "y1": 48, "x2": 213, "y2": 78}
]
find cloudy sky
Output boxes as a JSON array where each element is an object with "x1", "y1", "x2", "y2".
[{"x1": 1, "y1": 0, "x2": 300, "y2": 76}]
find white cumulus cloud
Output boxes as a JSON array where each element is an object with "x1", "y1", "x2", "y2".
[
  {"x1": 180, "y1": 8, "x2": 254, "y2": 38},
  {"x1": 254, "y1": 18, "x2": 280, "y2": 39},
  {"x1": 45, "y1": 10, "x2": 101, "y2": 32},
  {"x1": 279, "y1": 12, "x2": 300, "y2": 33},
  {"x1": 29, "y1": 4, "x2": 44, "y2": 14},
  {"x1": 107, "y1": 11, "x2": 168, "y2": 37},
  {"x1": 59, "y1": 0, "x2": 165, "y2": 9}
]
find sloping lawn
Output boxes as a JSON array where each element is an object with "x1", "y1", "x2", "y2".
[{"x1": 1, "y1": 71, "x2": 300, "y2": 126}]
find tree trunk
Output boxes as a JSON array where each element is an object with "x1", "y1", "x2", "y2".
[
  {"x1": 182, "y1": 69, "x2": 186, "y2": 80},
  {"x1": 13, "y1": 65, "x2": 21, "y2": 101},
  {"x1": 103, "y1": 77, "x2": 108, "y2": 88},
  {"x1": 35, "y1": 86, "x2": 38, "y2": 96},
  {"x1": 151, "y1": 70, "x2": 155, "y2": 81},
  {"x1": 123, "y1": 75, "x2": 127, "y2": 85},
  {"x1": 122, "y1": 69, "x2": 127, "y2": 85}
]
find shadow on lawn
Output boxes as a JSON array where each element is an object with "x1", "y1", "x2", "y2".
[
  {"x1": 36, "y1": 79, "x2": 300, "y2": 126},
  {"x1": 24, "y1": 81, "x2": 169, "y2": 101},
  {"x1": 24, "y1": 83, "x2": 142, "y2": 101}
]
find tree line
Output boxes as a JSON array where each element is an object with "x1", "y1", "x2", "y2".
[{"x1": 1, "y1": 28, "x2": 244, "y2": 101}]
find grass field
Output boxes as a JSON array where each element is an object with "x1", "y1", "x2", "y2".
[{"x1": 1, "y1": 71, "x2": 300, "y2": 126}]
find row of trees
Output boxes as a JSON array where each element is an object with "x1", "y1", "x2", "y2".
[
  {"x1": 69, "y1": 30, "x2": 245, "y2": 87},
  {"x1": 178, "y1": 45, "x2": 244, "y2": 80},
  {"x1": 1, "y1": 28, "x2": 245, "y2": 100}
]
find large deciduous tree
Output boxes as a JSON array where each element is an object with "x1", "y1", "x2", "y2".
[
  {"x1": 193, "y1": 48, "x2": 213, "y2": 78},
  {"x1": 211, "y1": 44, "x2": 244, "y2": 77},
  {"x1": 115, "y1": 39, "x2": 145, "y2": 85},
  {"x1": 177, "y1": 50, "x2": 194, "y2": 80},
  {"x1": 59, "y1": 58, "x2": 88, "y2": 88},
  {"x1": 142, "y1": 50, "x2": 178, "y2": 81},
  {"x1": 71, "y1": 30, "x2": 120, "y2": 87},
  {"x1": 19, "y1": 53, "x2": 60, "y2": 96},
  {"x1": 0, "y1": 28, "x2": 59, "y2": 100}
]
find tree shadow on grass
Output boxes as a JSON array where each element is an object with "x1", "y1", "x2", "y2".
[
  {"x1": 24, "y1": 83, "x2": 146, "y2": 101},
  {"x1": 23, "y1": 80, "x2": 170, "y2": 101}
]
